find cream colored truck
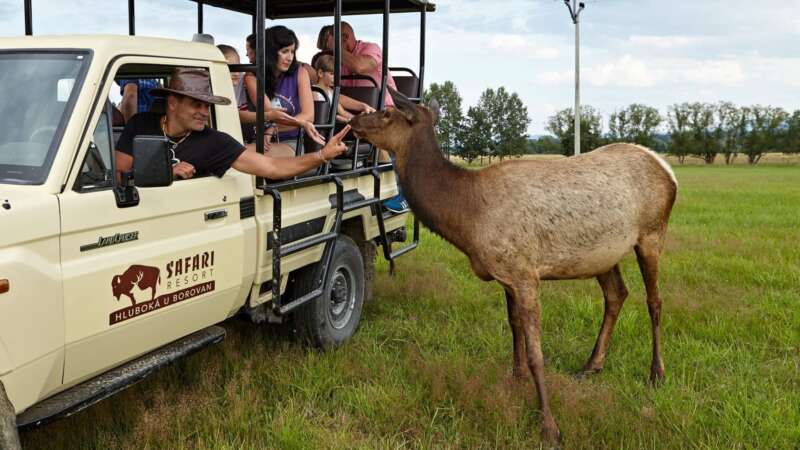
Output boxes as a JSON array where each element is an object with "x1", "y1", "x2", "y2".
[{"x1": 0, "y1": 34, "x2": 414, "y2": 436}]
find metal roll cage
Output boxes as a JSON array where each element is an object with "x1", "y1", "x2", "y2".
[{"x1": 21, "y1": 0, "x2": 433, "y2": 315}]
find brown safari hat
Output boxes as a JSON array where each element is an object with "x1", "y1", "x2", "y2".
[{"x1": 150, "y1": 68, "x2": 231, "y2": 105}]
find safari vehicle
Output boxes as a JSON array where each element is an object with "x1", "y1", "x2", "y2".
[{"x1": 0, "y1": 0, "x2": 433, "y2": 442}]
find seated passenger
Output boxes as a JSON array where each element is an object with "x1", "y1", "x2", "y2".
[
  {"x1": 305, "y1": 25, "x2": 333, "y2": 84},
  {"x1": 313, "y1": 54, "x2": 375, "y2": 123},
  {"x1": 244, "y1": 26, "x2": 325, "y2": 157},
  {"x1": 114, "y1": 68, "x2": 349, "y2": 181},
  {"x1": 217, "y1": 44, "x2": 264, "y2": 145},
  {"x1": 322, "y1": 21, "x2": 397, "y2": 108}
]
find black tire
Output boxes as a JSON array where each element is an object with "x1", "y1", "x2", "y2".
[{"x1": 294, "y1": 235, "x2": 365, "y2": 349}]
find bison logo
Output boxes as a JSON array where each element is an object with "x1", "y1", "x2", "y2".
[{"x1": 111, "y1": 265, "x2": 161, "y2": 306}]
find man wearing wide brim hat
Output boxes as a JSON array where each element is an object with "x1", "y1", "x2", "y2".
[{"x1": 115, "y1": 67, "x2": 349, "y2": 180}]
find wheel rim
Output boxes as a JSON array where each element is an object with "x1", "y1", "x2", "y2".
[{"x1": 328, "y1": 266, "x2": 355, "y2": 330}]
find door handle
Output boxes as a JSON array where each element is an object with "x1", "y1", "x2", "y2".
[{"x1": 205, "y1": 209, "x2": 228, "y2": 221}]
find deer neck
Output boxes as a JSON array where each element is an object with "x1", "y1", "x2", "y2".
[{"x1": 393, "y1": 127, "x2": 479, "y2": 251}]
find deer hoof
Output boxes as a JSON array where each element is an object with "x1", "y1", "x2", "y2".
[
  {"x1": 649, "y1": 367, "x2": 665, "y2": 387},
  {"x1": 540, "y1": 418, "x2": 562, "y2": 447},
  {"x1": 510, "y1": 366, "x2": 528, "y2": 380},
  {"x1": 575, "y1": 366, "x2": 602, "y2": 380}
]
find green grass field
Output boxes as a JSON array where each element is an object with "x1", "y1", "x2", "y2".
[{"x1": 21, "y1": 164, "x2": 800, "y2": 449}]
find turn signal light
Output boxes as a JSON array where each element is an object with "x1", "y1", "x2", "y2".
[{"x1": 0, "y1": 279, "x2": 8, "y2": 294}]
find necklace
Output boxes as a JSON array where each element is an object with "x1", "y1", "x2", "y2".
[{"x1": 160, "y1": 116, "x2": 192, "y2": 150}]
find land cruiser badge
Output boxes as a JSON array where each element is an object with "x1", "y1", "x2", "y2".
[
  {"x1": 81, "y1": 231, "x2": 139, "y2": 252},
  {"x1": 109, "y1": 251, "x2": 216, "y2": 325}
]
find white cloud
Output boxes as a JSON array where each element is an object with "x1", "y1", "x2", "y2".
[
  {"x1": 489, "y1": 34, "x2": 527, "y2": 51},
  {"x1": 589, "y1": 55, "x2": 656, "y2": 88},
  {"x1": 536, "y1": 55, "x2": 745, "y2": 89},
  {"x1": 511, "y1": 16, "x2": 528, "y2": 32},
  {"x1": 676, "y1": 60, "x2": 745, "y2": 86},
  {"x1": 487, "y1": 33, "x2": 559, "y2": 59},
  {"x1": 629, "y1": 35, "x2": 697, "y2": 49}
]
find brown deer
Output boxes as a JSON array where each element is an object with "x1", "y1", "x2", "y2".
[{"x1": 349, "y1": 89, "x2": 678, "y2": 443}]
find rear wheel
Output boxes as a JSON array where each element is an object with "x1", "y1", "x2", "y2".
[{"x1": 294, "y1": 235, "x2": 365, "y2": 348}]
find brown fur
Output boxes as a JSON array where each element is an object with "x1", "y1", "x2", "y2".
[{"x1": 350, "y1": 90, "x2": 678, "y2": 444}]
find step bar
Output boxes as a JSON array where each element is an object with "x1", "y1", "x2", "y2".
[{"x1": 17, "y1": 326, "x2": 226, "y2": 429}]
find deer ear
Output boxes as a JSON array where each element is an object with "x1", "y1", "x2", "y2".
[
  {"x1": 426, "y1": 99, "x2": 441, "y2": 125},
  {"x1": 389, "y1": 87, "x2": 419, "y2": 123}
]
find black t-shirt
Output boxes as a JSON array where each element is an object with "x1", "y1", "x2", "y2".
[{"x1": 116, "y1": 112, "x2": 245, "y2": 178}]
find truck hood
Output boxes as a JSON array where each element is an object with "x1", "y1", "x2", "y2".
[{"x1": 0, "y1": 188, "x2": 60, "y2": 249}]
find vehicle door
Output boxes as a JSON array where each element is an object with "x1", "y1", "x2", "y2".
[{"x1": 57, "y1": 58, "x2": 244, "y2": 384}]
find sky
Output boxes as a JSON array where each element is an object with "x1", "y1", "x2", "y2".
[{"x1": 1, "y1": 0, "x2": 798, "y2": 135}]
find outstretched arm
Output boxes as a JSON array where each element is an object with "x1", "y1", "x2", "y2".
[{"x1": 234, "y1": 125, "x2": 350, "y2": 180}]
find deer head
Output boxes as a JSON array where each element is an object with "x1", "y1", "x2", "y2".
[{"x1": 350, "y1": 88, "x2": 439, "y2": 158}]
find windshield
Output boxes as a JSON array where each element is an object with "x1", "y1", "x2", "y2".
[{"x1": 0, "y1": 52, "x2": 89, "y2": 185}]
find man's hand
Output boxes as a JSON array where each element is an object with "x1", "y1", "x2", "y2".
[
  {"x1": 320, "y1": 125, "x2": 351, "y2": 161},
  {"x1": 172, "y1": 161, "x2": 196, "y2": 179},
  {"x1": 360, "y1": 104, "x2": 376, "y2": 114}
]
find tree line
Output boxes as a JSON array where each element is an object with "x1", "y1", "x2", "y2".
[
  {"x1": 424, "y1": 81, "x2": 800, "y2": 164},
  {"x1": 545, "y1": 102, "x2": 800, "y2": 164}
]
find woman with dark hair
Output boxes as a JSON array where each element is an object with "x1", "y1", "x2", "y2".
[{"x1": 244, "y1": 26, "x2": 325, "y2": 157}]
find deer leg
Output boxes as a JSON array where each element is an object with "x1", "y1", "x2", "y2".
[
  {"x1": 581, "y1": 265, "x2": 628, "y2": 376},
  {"x1": 635, "y1": 236, "x2": 666, "y2": 385},
  {"x1": 512, "y1": 280, "x2": 561, "y2": 444},
  {"x1": 0, "y1": 380, "x2": 21, "y2": 450},
  {"x1": 505, "y1": 288, "x2": 526, "y2": 378}
]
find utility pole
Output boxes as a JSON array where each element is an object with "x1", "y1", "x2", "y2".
[{"x1": 564, "y1": 0, "x2": 585, "y2": 156}]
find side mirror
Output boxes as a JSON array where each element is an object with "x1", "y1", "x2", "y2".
[{"x1": 133, "y1": 135, "x2": 172, "y2": 187}]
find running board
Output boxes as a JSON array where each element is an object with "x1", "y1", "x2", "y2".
[{"x1": 17, "y1": 326, "x2": 226, "y2": 429}]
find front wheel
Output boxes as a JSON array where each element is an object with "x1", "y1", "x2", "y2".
[{"x1": 294, "y1": 235, "x2": 365, "y2": 349}]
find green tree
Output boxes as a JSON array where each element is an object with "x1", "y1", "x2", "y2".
[
  {"x1": 455, "y1": 105, "x2": 492, "y2": 164},
  {"x1": 607, "y1": 103, "x2": 662, "y2": 148},
  {"x1": 784, "y1": 110, "x2": 800, "y2": 155},
  {"x1": 529, "y1": 135, "x2": 562, "y2": 154},
  {"x1": 666, "y1": 103, "x2": 692, "y2": 163},
  {"x1": 745, "y1": 105, "x2": 789, "y2": 164},
  {"x1": 717, "y1": 102, "x2": 749, "y2": 164},
  {"x1": 423, "y1": 81, "x2": 464, "y2": 159},
  {"x1": 545, "y1": 106, "x2": 603, "y2": 156},
  {"x1": 479, "y1": 87, "x2": 531, "y2": 161},
  {"x1": 687, "y1": 102, "x2": 720, "y2": 164}
]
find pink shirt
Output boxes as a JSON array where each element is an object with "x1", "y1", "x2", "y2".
[{"x1": 341, "y1": 40, "x2": 397, "y2": 107}]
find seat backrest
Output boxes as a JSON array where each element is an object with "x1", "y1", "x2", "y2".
[
  {"x1": 314, "y1": 100, "x2": 331, "y2": 125},
  {"x1": 340, "y1": 87, "x2": 380, "y2": 109},
  {"x1": 393, "y1": 75, "x2": 419, "y2": 99}
]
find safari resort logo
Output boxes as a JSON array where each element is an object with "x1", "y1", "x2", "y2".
[{"x1": 109, "y1": 251, "x2": 216, "y2": 325}]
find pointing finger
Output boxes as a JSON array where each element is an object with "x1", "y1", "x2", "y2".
[{"x1": 332, "y1": 125, "x2": 351, "y2": 143}]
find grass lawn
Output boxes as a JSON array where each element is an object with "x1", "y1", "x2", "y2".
[{"x1": 20, "y1": 164, "x2": 800, "y2": 449}]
